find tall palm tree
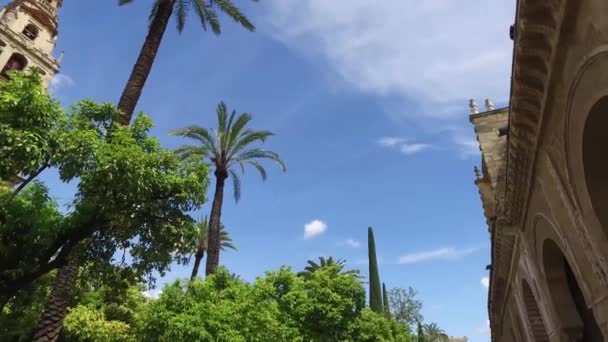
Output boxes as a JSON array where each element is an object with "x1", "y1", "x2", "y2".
[
  {"x1": 424, "y1": 322, "x2": 449, "y2": 342},
  {"x1": 190, "y1": 216, "x2": 236, "y2": 281},
  {"x1": 298, "y1": 256, "x2": 362, "y2": 280},
  {"x1": 116, "y1": 0, "x2": 257, "y2": 125},
  {"x1": 171, "y1": 101, "x2": 286, "y2": 275}
]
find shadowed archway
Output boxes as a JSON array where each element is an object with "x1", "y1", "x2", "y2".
[
  {"x1": 583, "y1": 97, "x2": 608, "y2": 236},
  {"x1": 543, "y1": 239, "x2": 603, "y2": 341}
]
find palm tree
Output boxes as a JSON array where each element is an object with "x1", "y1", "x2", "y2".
[
  {"x1": 171, "y1": 101, "x2": 286, "y2": 275},
  {"x1": 298, "y1": 256, "x2": 362, "y2": 280},
  {"x1": 190, "y1": 216, "x2": 236, "y2": 281},
  {"x1": 424, "y1": 322, "x2": 449, "y2": 342},
  {"x1": 116, "y1": 0, "x2": 257, "y2": 125}
]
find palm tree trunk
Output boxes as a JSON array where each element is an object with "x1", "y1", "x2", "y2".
[
  {"x1": 205, "y1": 171, "x2": 227, "y2": 275},
  {"x1": 116, "y1": 0, "x2": 174, "y2": 125},
  {"x1": 32, "y1": 257, "x2": 79, "y2": 342},
  {"x1": 190, "y1": 250, "x2": 205, "y2": 281}
]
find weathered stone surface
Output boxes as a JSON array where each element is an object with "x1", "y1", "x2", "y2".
[{"x1": 471, "y1": 1, "x2": 608, "y2": 341}]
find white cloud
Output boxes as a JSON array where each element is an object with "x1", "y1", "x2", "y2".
[
  {"x1": 378, "y1": 137, "x2": 406, "y2": 147},
  {"x1": 377, "y1": 137, "x2": 431, "y2": 155},
  {"x1": 142, "y1": 288, "x2": 163, "y2": 299},
  {"x1": 481, "y1": 276, "x2": 490, "y2": 289},
  {"x1": 49, "y1": 73, "x2": 74, "y2": 94},
  {"x1": 401, "y1": 143, "x2": 431, "y2": 155},
  {"x1": 304, "y1": 220, "x2": 327, "y2": 239},
  {"x1": 265, "y1": 0, "x2": 513, "y2": 110},
  {"x1": 344, "y1": 239, "x2": 361, "y2": 248},
  {"x1": 398, "y1": 247, "x2": 478, "y2": 264}
]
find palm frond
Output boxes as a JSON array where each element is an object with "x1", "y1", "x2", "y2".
[
  {"x1": 213, "y1": 0, "x2": 255, "y2": 31},
  {"x1": 191, "y1": 0, "x2": 208, "y2": 31},
  {"x1": 229, "y1": 169, "x2": 241, "y2": 203},
  {"x1": 118, "y1": 0, "x2": 134, "y2": 5},
  {"x1": 226, "y1": 112, "x2": 252, "y2": 151},
  {"x1": 174, "y1": 145, "x2": 206, "y2": 160},
  {"x1": 170, "y1": 125, "x2": 218, "y2": 158},
  {"x1": 236, "y1": 148, "x2": 286, "y2": 172},
  {"x1": 227, "y1": 130, "x2": 274, "y2": 159},
  {"x1": 175, "y1": 0, "x2": 191, "y2": 32},
  {"x1": 245, "y1": 160, "x2": 267, "y2": 181},
  {"x1": 217, "y1": 101, "x2": 228, "y2": 136},
  {"x1": 202, "y1": 5, "x2": 221, "y2": 34}
]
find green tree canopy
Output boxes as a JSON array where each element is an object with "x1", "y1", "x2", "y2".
[{"x1": 0, "y1": 71, "x2": 210, "y2": 304}]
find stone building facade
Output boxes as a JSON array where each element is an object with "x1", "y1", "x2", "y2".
[
  {"x1": 0, "y1": 0, "x2": 62, "y2": 86},
  {"x1": 471, "y1": 0, "x2": 608, "y2": 341},
  {"x1": 0, "y1": 0, "x2": 62, "y2": 186}
]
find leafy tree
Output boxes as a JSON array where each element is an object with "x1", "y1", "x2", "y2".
[
  {"x1": 424, "y1": 322, "x2": 449, "y2": 342},
  {"x1": 297, "y1": 256, "x2": 361, "y2": 280},
  {"x1": 170, "y1": 101, "x2": 286, "y2": 275},
  {"x1": 368, "y1": 226, "x2": 382, "y2": 313},
  {"x1": 383, "y1": 282, "x2": 391, "y2": 319},
  {"x1": 116, "y1": 0, "x2": 257, "y2": 124},
  {"x1": 0, "y1": 69, "x2": 63, "y2": 197},
  {"x1": 61, "y1": 285, "x2": 148, "y2": 342},
  {"x1": 346, "y1": 308, "x2": 411, "y2": 342},
  {"x1": 62, "y1": 306, "x2": 136, "y2": 342},
  {"x1": 189, "y1": 216, "x2": 237, "y2": 281},
  {"x1": 139, "y1": 267, "x2": 302, "y2": 341},
  {"x1": 388, "y1": 286, "x2": 424, "y2": 327},
  {"x1": 0, "y1": 73, "x2": 210, "y2": 339},
  {"x1": 0, "y1": 272, "x2": 55, "y2": 341}
]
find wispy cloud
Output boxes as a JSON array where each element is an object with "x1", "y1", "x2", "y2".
[
  {"x1": 266, "y1": 0, "x2": 513, "y2": 109},
  {"x1": 49, "y1": 73, "x2": 75, "y2": 94},
  {"x1": 304, "y1": 220, "x2": 327, "y2": 239},
  {"x1": 481, "y1": 276, "x2": 489, "y2": 289},
  {"x1": 401, "y1": 143, "x2": 431, "y2": 155},
  {"x1": 377, "y1": 137, "x2": 431, "y2": 156},
  {"x1": 398, "y1": 247, "x2": 479, "y2": 264},
  {"x1": 266, "y1": 1, "x2": 512, "y2": 156},
  {"x1": 343, "y1": 239, "x2": 361, "y2": 248},
  {"x1": 378, "y1": 137, "x2": 406, "y2": 148}
]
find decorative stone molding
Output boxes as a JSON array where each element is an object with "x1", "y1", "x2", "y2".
[{"x1": 504, "y1": 0, "x2": 565, "y2": 228}]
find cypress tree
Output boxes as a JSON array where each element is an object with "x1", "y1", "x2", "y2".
[
  {"x1": 382, "y1": 282, "x2": 391, "y2": 319},
  {"x1": 368, "y1": 227, "x2": 383, "y2": 313}
]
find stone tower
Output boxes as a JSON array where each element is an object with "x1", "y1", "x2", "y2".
[{"x1": 0, "y1": 0, "x2": 62, "y2": 87}]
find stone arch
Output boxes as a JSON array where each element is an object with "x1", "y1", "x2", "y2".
[
  {"x1": 565, "y1": 46, "x2": 608, "y2": 282},
  {"x1": 521, "y1": 279, "x2": 550, "y2": 342},
  {"x1": 1, "y1": 53, "x2": 28, "y2": 77},
  {"x1": 542, "y1": 238, "x2": 604, "y2": 341},
  {"x1": 22, "y1": 23, "x2": 39, "y2": 40},
  {"x1": 583, "y1": 97, "x2": 608, "y2": 236}
]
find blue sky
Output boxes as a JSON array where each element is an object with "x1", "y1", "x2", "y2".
[{"x1": 13, "y1": 0, "x2": 517, "y2": 340}]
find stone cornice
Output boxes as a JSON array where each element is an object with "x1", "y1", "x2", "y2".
[{"x1": 488, "y1": 0, "x2": 567, "y2": 341}]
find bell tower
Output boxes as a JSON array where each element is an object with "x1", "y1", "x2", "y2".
[{"x1": 0, "y1": 0, "x2": 62, "y2": 87}]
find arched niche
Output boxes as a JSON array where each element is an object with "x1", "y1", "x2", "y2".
[
  {"x1": 583, "y1": 97, "x2": 608, "y2": 236},
  {"x1": 542, "y1": 238, "x2": 603, "y2": 340},
  {"x1": 1, "y1": 53, "x2": 28, "y2": 78}
]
